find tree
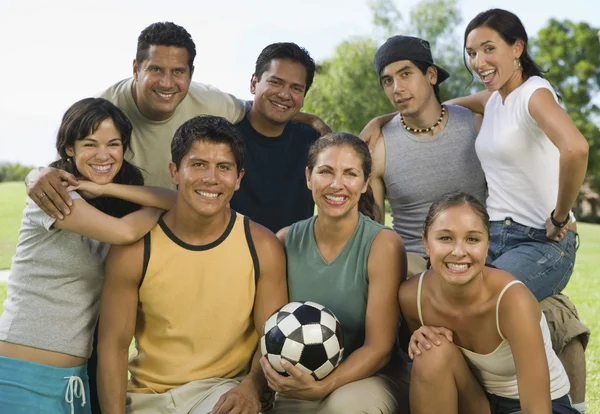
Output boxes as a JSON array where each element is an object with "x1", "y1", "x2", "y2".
[
  {"x1": 409, "y1": 0, "x2": 480, "y2": 101},
  {"x1": 0, "y1": 162, "x2": 34, "y2": 182},
  {"x1": 304, "y1": 38, "x2": 392, "y2": 134},
  {"x1": 304, "y1": 0, "x2": 470, "y2": 133},
  {"x1": 533, "y1": 19, "x2": 600, "y2": 192}
]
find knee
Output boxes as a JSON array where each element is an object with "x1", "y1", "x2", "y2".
[
  {"x1": 411, "y1": 337, "x2": 462, "y2": 382},
  {"x1": 319, "y1": 377, "x2": 401, "y2": 414}
]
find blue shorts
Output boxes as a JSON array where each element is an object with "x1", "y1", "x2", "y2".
[
  {"x1": 487, "y1": 218, "x2": 578, "y2": 301},
  {"x1": 0, "y1": 355, "x2": 90, "y2": 414},
  {"x1": 488, "y1": 393, "x2": 578, "y2": 414}
]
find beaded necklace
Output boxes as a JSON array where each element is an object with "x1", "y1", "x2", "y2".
[{"x1": 400, "y1": 105, "x2": 446, "y2": 133}]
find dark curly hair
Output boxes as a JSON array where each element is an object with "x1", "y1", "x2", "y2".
[
  {"x1": 254, "y1": 42, "x2": 316, "y2": 95},
  {"x1": 50, "y1": 98, "x2": 144, "y2": 218},
  {"x1": 137, "y1": 21, "x2": 196, "y2": 71}
]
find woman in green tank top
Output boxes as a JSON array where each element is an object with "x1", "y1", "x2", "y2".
[{"x1": 259, "y1": 133, "x2": 410, "y2": 413}]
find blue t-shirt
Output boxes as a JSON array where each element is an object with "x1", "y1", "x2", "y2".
[{"x1": 231, "y1": 115, "x2": 319, "y2": 233}]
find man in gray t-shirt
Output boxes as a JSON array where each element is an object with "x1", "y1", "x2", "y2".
[{"x1": 365, "y1": 35, "x2": 485, "y2": 277}]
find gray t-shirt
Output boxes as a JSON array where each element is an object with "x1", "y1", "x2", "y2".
[
  {"x1": 382, "y1": 105, "x2": 487, "y2": 256},
  {"x1": 0, "y1": 192, "x2": 109, "y2": 358}
]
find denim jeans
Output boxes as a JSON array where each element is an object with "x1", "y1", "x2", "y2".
[{"x1": 487, "y1": 218, "x2": 578, "y2": 301}]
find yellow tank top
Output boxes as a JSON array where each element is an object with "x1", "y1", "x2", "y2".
[{"x1": 128, "y1": 211, "x2": 259, "y2": 393}]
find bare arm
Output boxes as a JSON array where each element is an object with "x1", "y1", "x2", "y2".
[
  {"x1": 445, "y1": 90, "x2": 492, "y2": 114},
  {"x1": 25, "y1": 167, "x2": 79, "y2": 219},
  {"x1": 73, "y1": 181, "x2": 177, "y2": 210},
  {"x1": 320, "y1": 229, "x2": 405, "y2": 393},
  {"x1": 500, "y1": 283, "x2": 552, "y2": 414},
  {"x1": 370, "y1": 136, "x2": 387, "y2": 224},
  {"x1": 97, "y1": 240, "x2": 144, "y2": 414},
  {"x1": 212, "y1": 221, "x2": 288, "y2": 414},
  {"x1": 359, "y1": 112, "x2": 397, "y2": 151},
  {"x1": 53, "y1": 199, "x2": 162, "y2": 245},
  {"x1": 262, "y1": 229, "x2": 405, "y2": 400},
  {"x1": 528, "y1": 89, "x2": 589, "y2": 235}
]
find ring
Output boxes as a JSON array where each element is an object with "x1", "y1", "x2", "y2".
[{"x1": 38, "y1": 192, "x2": 47, "y2": 199}]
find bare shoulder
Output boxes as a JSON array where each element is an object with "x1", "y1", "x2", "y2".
[
  {"x1": 105, "y1": 237, "x2": 145, "y2": 285},
  {"x1": 107, "y1": 236, "x2": 145, "y2": 262},
  {"x1": 275, "y1": 226, "x2": 291, "y2": 245},
  {"x1": 371, "y1": 228, "x2": 404, "y2": 253},
  {"x1": 248, "y1": 220, "x2": 285, "y2": 255},
  {"x1": 398, "y1": 273, "x2": 420, "y2": 319}
]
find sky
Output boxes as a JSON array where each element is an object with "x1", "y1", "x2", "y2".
[{"x1": 1, "y1": 0, "x2": 599, "y2": 166}]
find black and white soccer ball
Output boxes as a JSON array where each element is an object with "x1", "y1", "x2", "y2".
[{"x1": 260, "y1": 301, "x2": 344, "y2": 381}]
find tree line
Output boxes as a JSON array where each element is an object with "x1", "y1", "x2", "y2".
[
  {"x1": 0, "y1": 163, "x2": 33, "y2": 183},
  {"x1": 304, "y1": 0, "x2": 600, "y2": 200}
]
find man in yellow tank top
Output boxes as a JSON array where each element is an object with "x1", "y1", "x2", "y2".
[{"x1": 96, "y1": 115, "x2": 288, "y2": 414}]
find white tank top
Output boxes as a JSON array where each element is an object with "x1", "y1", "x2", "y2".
[{"x1": 416, "y1": 273, "x2": 570, "y2": 399}]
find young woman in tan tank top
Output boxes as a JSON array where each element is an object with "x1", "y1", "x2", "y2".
[{"x1": 398, "y1": 192, "x2": 576, "y2": 414}]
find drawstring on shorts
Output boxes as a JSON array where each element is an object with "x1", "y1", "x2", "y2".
[{"x1": 64, "y1": 375, "x2": 86, "y2": 414}]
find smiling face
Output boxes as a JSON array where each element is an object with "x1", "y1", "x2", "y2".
[
  {"x1": 380, "y1": 60, "x2": 437, "y2": 117},
  {"x1": 465, "y1": 26, "x2": 523, "y2": 95},
  {"x1": 169, "y1": 140, "x2": 243, "y2": 218},
  {"x1": 133, "y1": 45, "x2": 193, "y2": 121},
  {"x1": 307, "y1": 145, "x2": 369, "y2": 220},
  {"x1": 66, "y1": 118, "x2": 124, "y2": 185},
  {"x1": 423, "y1": 203, "x2": 489, "y2": 286},
  {"x1": 250, "y1": 58, "x2": 307, "y2": 126}
]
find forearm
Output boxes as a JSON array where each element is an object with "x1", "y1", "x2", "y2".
[
  {"x1": 117, "y1": 207, "x2": 161, "y2": 244},
  {"x1": 240, "y1": 349, "x2": 266, "y2": 396},
  {"x1": 320, "y1": 345, "x2": 391, "y2": 397},
  {"x1": 554, "y1": 150, "x2": 588, "y2": 220},
  {"x1": 98, "y1": 343, "x2": 130, "y2": 413},
  {"x1": 103, "y1": 184, "x2": 176, "y2": 210}
]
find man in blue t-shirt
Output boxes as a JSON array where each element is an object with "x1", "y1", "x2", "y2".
[{"x1": 231, "y1": 43, "x2": 320, "y2": 233}]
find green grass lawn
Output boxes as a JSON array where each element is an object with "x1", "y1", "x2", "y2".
[
  {"x1": 0, "y1": 182, "x2": 26, "y2": 269},
  {"x1": 0, "y1": 181, "x2": 597, "y2": 410}
]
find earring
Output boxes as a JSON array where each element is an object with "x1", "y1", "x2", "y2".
[{"x1": 514, "y1": 57, "x2": 521, "y2": 69}]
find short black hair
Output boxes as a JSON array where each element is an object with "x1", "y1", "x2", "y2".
[
  {"x1": 171, "y1": 116, "x2": 245, "y2": 174},
  {"x1": 254, "y1": 42, "x2": 316, "y2": 95},
  {"x1": 136, "y1": 22, "x2": 196, "y2": 71}
]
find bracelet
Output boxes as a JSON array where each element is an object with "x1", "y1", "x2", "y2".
[{"x1": 550, "y1": 209, "x2": 570, "y2": 228}]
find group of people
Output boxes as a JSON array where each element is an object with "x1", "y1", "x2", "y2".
[{"x1": 0, "y1": 7, "x2": 591, "y2": 414}]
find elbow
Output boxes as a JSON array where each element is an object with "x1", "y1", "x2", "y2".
[
  {"x1": 115, "y1": 227, "x2": 139, "y2": 245},
  {"x1": 372, "y1": 347, "x2": 393, "y2": 371},
  {"x1": 564, "y1": 139, "x2": 589, "y2": 162}
]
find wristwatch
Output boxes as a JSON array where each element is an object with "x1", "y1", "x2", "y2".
[{"x1": 550, "y1": 209, "x2": 570, "y2": 228}]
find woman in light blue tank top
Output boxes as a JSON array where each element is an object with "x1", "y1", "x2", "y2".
[
  {"x1": 0, "y1": 98, "x2": 175, "y2": 414},
  {"x1": 399, "y1": 192, "x2": 577, "y2": 414},
  {"x1": 259, "y1": 133, "x2": 410, "y2": 413}
]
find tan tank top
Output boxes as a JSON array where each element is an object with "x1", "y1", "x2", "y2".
[
  {"x1": 416, "y1": 272, "x2": 570, "y2": 399},
  {"x1": 128, "y1": 211, "x2": 259, "y2": 393}
]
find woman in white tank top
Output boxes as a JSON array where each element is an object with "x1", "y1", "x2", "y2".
[{"x1": 398, "y1": 192, "x2": 577, "y2": 414}]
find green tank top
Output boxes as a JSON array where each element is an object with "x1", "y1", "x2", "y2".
[{"x1": 284, "y1": 213, "x2": 385, "y2": 357}]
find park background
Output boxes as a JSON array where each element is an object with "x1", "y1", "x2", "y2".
[{"x1": 0, "y1": 0, "x2": 599, "y2": 410}]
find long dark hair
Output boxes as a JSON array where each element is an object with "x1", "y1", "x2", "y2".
[
  {"x1": 49, "y1": 98, "x2": 144, "y2": 217},
  {"x1": 306, "y1": 132, "x2": 378, "y2": 221},
  {"x1": 463, "y1": 8, "x2": 544, "y2": 84}
]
